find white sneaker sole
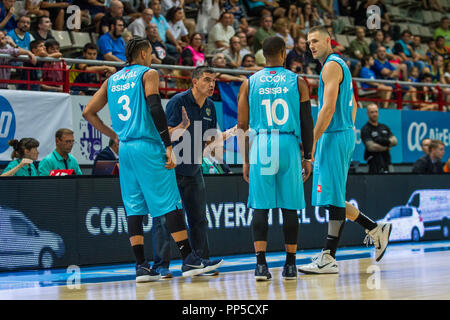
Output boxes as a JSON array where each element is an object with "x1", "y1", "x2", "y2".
[
  {"x1": 298, "y1": 265, "x2": 339, "y2": 274},
  {"x1": 182, "y1": 259, "x2": 224, "y2": 277},
  {"x1": 255, "y1": 275, "x2": 272, "y2": 281},
  {"x1": 136, "y1": 274, "x2": 161, "y2": 283}
]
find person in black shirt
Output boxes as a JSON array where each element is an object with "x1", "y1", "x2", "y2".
[
  {"x1": 361, "y1": 103, "x2": 397, "y2": 173},
  {"x1": 412, "y1": 140, "x2": 447, "y2": 174}
]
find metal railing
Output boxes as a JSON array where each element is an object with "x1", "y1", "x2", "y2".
[{"x1": 0, "y1": 53, "x2": 449, "y2": 110}]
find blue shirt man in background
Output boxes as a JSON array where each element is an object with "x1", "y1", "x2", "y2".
[{"x1": 97, "y1": 17, "x2": 126, "y2": 62}]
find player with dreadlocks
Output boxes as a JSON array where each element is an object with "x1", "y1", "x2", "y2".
[{"x1": 83, "y1": 37, "x2": 223, "y2": 282}]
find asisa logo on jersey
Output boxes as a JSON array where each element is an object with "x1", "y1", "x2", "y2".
[
  {"x1": 270, "y1": 71, "x2": 276, "y2": 74},
  {"x1": 112, "y1": 70, "x2": 138, "y2": 81}
]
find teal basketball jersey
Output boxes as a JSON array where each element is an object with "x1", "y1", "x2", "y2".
[
  {"x1": 318, "y1": 54, "x2": 354, "y2": 132},
  {"x1": 248, "y1": 67, "x2": 301, "y2": 138},
  {"x1": 107, "y1": 64, "x2": 161, "y2": 143}
]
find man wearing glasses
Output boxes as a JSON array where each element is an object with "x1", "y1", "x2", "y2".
[
  {"x1": 128, "y1": 8, "x2": 154, "y2": 38},
  {"x1": 38, "y1": 128, "x2": 83, "y2": 176}
]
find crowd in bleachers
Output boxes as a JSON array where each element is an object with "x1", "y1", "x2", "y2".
[{"x1": 0, "y1": 0, "x2": 449, "y2": 109}]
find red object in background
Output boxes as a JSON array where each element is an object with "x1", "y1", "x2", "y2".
[
  {"x1": 112, "y1": 163, "x2": 119, "y2": 176},
  {"x1": 49, "y1": 169, "x2": 75, "y2": 176}
]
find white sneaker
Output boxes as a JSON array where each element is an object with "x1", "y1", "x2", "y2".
[
  {"x1": 297, "y1": 250, "x2": 339, "y2": 274},
  {"x1": 364, "y1": 222, "x2": 392, "y2": 262}
]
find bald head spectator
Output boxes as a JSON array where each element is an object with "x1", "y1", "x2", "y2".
[
  {"x1": 128, "y1": 8, "x2": 153, "y2": 38},
  {"x1": 100, "y1": 0, "x2": 125, "y2": 35},
  {"x1": 421, "y1": 138, "x2": 432, "y2": 156},
  {"x1": 413, "y1": 140, "x2": 448, "y2": 174}
]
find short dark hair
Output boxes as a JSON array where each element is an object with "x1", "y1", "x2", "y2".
[
  {"x1": 55, "y1": 128, "x2": 74, "y2": 139},
  {"x1": 45, "y1": 39, "x2": 59, "y2": 50},
  {"x1": 110, "y1": 17, "x2": 125, "y2": 28},
  {"x1": 125, "y1": 37, "x2": 151, "y2": 63},
  {"x1": 361, "y1": 55, "x2": 373, "y2": 66},
  {"x1": 429, "y1": 140, "x2": 444, "y2": 152},
  {"x1": 436, "y1": 35, "x2": 445, "y2": 42},
  {"x1": 30, "y1": 40, "x2": 44, "y2": 51},
  {"x1": 401, "y1": 30, "x2": 412, "y2": 37},
  {"x1": 262, "y1": 36, "x2": 286, "y2": 59},
  {"x1": 308, "y1": 25, "x2": 330, "y2": 37},
  {"x1": 83, "y1": 43, "x2": 98, "y2": 52},
  {"x1": 37, "y1": 15, "x2": 49, "y2": 26},
  {"x1": 192, "y1": 66, "x2": 214, "y2": 80},
  {"x1": 166, "y1": 6, "x2": 182, "y2": 22},
  {"x1": 241, "y1": 53, "x2": 255, "y2": 66}
]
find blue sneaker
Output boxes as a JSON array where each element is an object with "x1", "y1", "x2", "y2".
[
  {"x1": 136, "y1": 261, "x2": 161, "y2": 283},
  {"x1": 255, "y1": 264, "x2": 272, "y2": 281},
  {"x1": 182, "y1": 253, "x2": 224, "y2": 277},
  {"x1": 282, "y1": 264, "x2": 297, "y2": 280},
  {"x1": 154, "y1": 267, "x2": 173, "y2": 279}
]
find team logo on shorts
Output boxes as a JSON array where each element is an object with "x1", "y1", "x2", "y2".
[{"x1": 317, "y1": 185, "x2": 322, "y2": 193}]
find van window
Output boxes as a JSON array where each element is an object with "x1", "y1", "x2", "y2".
[
  {"x1": 10, "y1": 216, "x2": 34, "y2": 236},
  {"x1": 400, "y1": 207, "x2": 413, "y2": 217},
  {"x1": 388, "y1": 207, "x2": 401, "y2": 219},
  {"x1": 410, "y1": 194, "x2": 420, "y2": 207}
]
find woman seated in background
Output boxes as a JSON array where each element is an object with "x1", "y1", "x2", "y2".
[
  {"x1": 1, "y1": 138, "x2": 40, "y2": 177},
  {"x1": 180, "y1": 33, "x2": 205, "y2": 66}
]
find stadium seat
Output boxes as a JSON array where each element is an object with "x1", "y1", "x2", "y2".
[
  {"x1": 335, "y1": 34, "x2": 349, "y2": 48},
  {"x1": 422, "y1": 11, "x2": 436, "y2": 25},
  {"x1": 90, "y1": 33, "x2": 99, "y2": 44},
  {"x1": 71, "y1": 32, "x2": 92, "y2": 50},
  {"x1": 418, "y1": 25, "x2": 433, "y2": 39},
  {"x1": 52, "y1": 30, "x2": 73, "y2": 51}
]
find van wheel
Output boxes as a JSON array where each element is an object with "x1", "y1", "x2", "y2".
[
  {"x1": 411, "y1": 227, "x2": 420, "y2": 242},
  {"x1": 442, "y1": 221, "x2": 449, "y2": 239},
  {"x1": 39, "y1": 248, "x2": 56, "y2": 269}
]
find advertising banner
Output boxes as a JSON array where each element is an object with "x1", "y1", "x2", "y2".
[
  {"x1": 0, "y1": 174, "x2": 448, "y2": 271},
  {"x1": 0, "y1": 90, "x2": 72, "y2": 162}
]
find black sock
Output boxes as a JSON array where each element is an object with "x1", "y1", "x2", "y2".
[
  {"x1": 177, "y1": 239, "x2": 192, "y2": 260},
  {"x1": 256, "y1": 251, "x2": 266, "y2": 265},
  {"x1": 132, "y1": 244, "x2": 145, "y2": 265},
  {"x1": 355, "y1": 212, "x2": 378, "y2": 231},
  {"x1": 286, "y1": 252, "x2": 296, "y2": 265},
  {"x1": 325, "y1": 235, "x2": 340, "y2": 258}
]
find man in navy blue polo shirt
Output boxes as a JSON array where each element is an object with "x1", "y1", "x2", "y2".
[{"x1": 151, "y1": 66, "x2": 226, "y2": 277}]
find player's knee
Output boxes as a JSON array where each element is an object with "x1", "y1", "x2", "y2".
[
  {"x1": 328, "y1": 206, "x2": 346, "y2": 221},
  {"x1": 164, "y1": 209, "x2": 187, "y2": 234},
  {"x1": 127, "y1": 215, "x2": 144, "y2": 237},
  {"x1": 252, "y1": 209, "x2": 269, "y2": 241}
]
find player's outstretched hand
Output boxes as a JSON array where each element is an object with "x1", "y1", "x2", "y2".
[
  {"x1": 302, "y1": 160, "x2": 312, "y2": 182},
  {"x1": 165, "y1": 146, "x2": 177, "y2": 169},
  {"x1": 243, "y1": 163, "x2": 249, "y2": 183}
]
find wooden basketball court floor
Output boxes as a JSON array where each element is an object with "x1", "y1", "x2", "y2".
[{"x1": 1, "y1": 241, "x2": 449, "y2": 300}]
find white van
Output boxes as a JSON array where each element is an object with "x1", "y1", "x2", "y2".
[
  {"x1": 378, "y1": 206, "x2": 425, "y2": 242},
  {"x1": 406, "y1": 189, "x2": 450, "y2": 239},
  {"x1": 0, "y1": 207, "x2": 65, "y2": 270}
]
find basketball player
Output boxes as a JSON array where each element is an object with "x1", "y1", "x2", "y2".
[
  {"x1": 297, "y1": 26, "x2": 392, "y2": 275},
  {"x1": 82, "y1": 38, "x2": 223, "y2": 282},
  {"x1": 237, "y1": 36, "x2": 314, "y2": 281}
]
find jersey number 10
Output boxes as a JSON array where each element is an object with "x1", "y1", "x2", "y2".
[{"x1": 261, "y1": 98, "x2": 289, "y2": 126}]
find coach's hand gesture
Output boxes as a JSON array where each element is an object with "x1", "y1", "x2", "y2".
[{"x1": 165, "y1": 146, "x2": 177, "y2": 169}]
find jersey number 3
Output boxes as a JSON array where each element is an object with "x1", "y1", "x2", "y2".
[
  {"x1": 118, "y1": 95, "x2": 131, "y2": 121},
  {"x1": 261, "y1": 98, "x2": 289, "y2": 126}
]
